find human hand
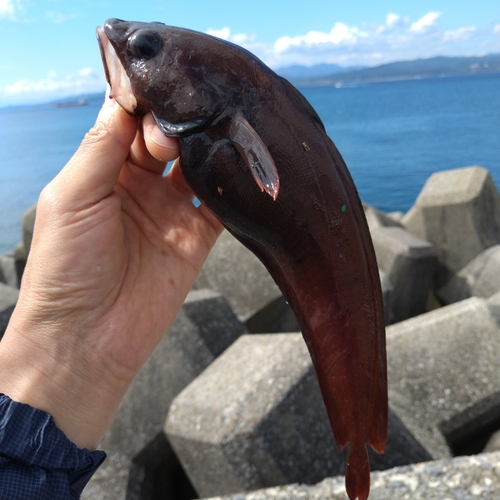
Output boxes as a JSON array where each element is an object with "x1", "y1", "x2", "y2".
[{"x1": 0, "y1": 96, "x2": 223, "y2": 449}]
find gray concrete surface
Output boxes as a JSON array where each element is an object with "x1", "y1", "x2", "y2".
[
  {"x1": 371, "y1": 226, "x2": 437, "y2": 322},
  {"x1": 82, "y1": 289, "x2": 247, "y2": 500},
  {"x1": 438, "y1": 244, "x2": 500, "y2": 304},
  {"x1": 0, "y1": 282, "x2": 18, "y2": 339},
  {"x1": 204, "y1": 452, "x2": 500, "y2": 500},
  {"x1": 166, "y1": 333, "x2": 430, "y2": 498},
  {"x1": 402, "y1": 166, "x2": 500, "y2": 282},
  {"x1": 387, "y1": 293, "x2": 500, "y2": 460},
  {"x1": 194, "y1": 230, "x2": 299, "y2": 333}
]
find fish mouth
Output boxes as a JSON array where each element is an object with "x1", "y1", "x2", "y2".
[{"x1": 96, "y1": 26, "x2": 138, "y2": 114}]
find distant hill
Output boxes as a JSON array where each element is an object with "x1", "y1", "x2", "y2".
[
  {"x1": 277, "y1": 63, "x2": 364, "y2": 81},
  {"x1": 282, "y1": 54, "x2": 500, "y2": 86}
]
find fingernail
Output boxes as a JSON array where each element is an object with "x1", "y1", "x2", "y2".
[{"x1": 149, "y1": 125, "x2": 178, "y2": 149}]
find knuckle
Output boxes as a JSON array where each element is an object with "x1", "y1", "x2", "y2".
[
  {"x1": 83, "y1": 119, "x2": 113, "y2": 145},
  {"x1": 37, "y1": 181, "x2": 61, "y2": 214}
]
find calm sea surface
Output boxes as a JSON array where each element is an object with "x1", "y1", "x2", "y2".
[{"x1": 0, "y1": 73, "x2": 499, "y2": 253}]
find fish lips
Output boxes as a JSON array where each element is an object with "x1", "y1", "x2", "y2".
[{"x1": 96, "y1": 25, "x2": 139, "y2": 114}]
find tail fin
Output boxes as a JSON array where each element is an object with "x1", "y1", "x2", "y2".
[{"x1": 345, "y1": 441, "x2": 370, "y2": 500}]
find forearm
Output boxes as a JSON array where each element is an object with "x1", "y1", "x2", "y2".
[{"x1": 0, "y1": 319, "x2": 128, "y2": 450}]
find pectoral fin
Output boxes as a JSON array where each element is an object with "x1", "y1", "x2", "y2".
[{"x1": 229, "y1": 113, "x2": 280, "y2": 200}]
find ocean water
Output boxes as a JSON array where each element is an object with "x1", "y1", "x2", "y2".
[
  {"x1": 0, "y1": 93, "x2": 104, "y2": 253},
  {"x1": 0, "y1": 73, "x2": 499, "y2": 254},
  {"x1": 302, "y1": 72, "x2": 500, "y2": 213}
]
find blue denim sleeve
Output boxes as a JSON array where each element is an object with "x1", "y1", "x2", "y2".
[{"x1": 0, "y1": 394, "x2": 106, "y2": 499}]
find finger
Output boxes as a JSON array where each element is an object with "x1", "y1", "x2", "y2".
[
  {"x1": 49, "y1": 98, "x2": 138, "y2": 208},
  {"x1": 142, "y1": 113, "x2": 180, "y2": 164},
  {"x1": 128, "y1": 120, "x2": 169, "y2": 175}
]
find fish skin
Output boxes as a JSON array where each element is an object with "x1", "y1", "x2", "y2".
[{"x1": 98, "y1": 19, "x2": 388, "y2": 500}]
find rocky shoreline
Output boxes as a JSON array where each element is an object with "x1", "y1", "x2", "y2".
[{"x1": 2, "y1": 165, "x2": 500, "y2": 499}]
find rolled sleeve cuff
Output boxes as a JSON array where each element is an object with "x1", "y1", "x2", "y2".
[{"x1": 0, "y1": 393, "x2": 106, "y2": 499}]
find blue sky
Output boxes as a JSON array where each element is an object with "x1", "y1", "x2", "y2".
[{"x1": 1, "y1": 0, "x2": 499, "y2": 106}]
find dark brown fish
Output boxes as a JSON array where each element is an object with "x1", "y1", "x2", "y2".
[{"x1": 97, "y1": 19, "x2": 388, "y2": 500}]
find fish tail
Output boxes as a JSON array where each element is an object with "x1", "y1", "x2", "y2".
[
  {"x1": 345, "y1": 441, "x2": 370, "y2": 500},
  {"x1": 367, "y1": 405, "x2": 388, "y2": 454},
  {"x1": 367, "y1": 339, "x2": 389, "y2": 455}
]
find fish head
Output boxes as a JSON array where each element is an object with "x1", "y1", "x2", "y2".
[
  {"x1": 97, "y1": 18, "x2": 280, "y2": 198},
  {"x1": 97, "y1": 18, "x2": 235, "y2": 136}
]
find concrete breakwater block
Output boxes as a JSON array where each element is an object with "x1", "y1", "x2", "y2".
[
  {"x1": 14, "y1": 204, "x2": 37, "y2": 261},
  {"x1": 166, "y1": 333, "x2": 430, "y2": 498},
  {"x1": 0, "y1": 254, "x2": 20, "y2": 289},
  {"x1": 371, "y1": 226, "x2": 437, "y2": 323},
  {"x1": 204, "y1": 451, "x2": 500, "y2": 500},
  {"x1": 82, "y1": 289, "x2": 247, "y2": 500},
  {"x1": 387, "y1": 292, "x2": 500, "y2": 460},
  {"x1": 363, "y1": 202, "x2": 403, "y2": 233},
  {"x1": 3, "y1": 204, "x2": 38, "y2": 283},
  {"x1": 0, "y1": 282, "x2": 19, "y2": 339},
  {"x1": 378, "y1": 269, "x2": 393, "y2": 323},
  {"x1": 402, "y1": 166, "x2": 500, "y2": 282},
  {"x1": 437, "y1": 244, "x2": 500, "y2": 305},
  {"x1": 193, "y1": 230, "x2": 299, "y2": 333},
  {"x1": 484, "y1": 429, "x2": 500, "y2": 452},
  {"x1": 21, "y1": 204, "x2": 37, "y2": 255}
]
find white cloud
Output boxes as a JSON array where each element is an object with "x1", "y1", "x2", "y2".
[
  {"x1": 410, "y1": 12, "x2": 441, "y2": 33},
  {"x1": 46, "y1": 11, "x2": 77, "y2": 24},
  {"x1": 202, "y1": 11, "x2": 489, "y2": 70},
  {"x1": 443, "y1": 27, "x2": 477, "y2": 42},
  {"x1": 275, "y1": 23, "x2": 366, "y2": 53},
  {"x1": 78, "y1": 68, "x2": 94, "y2": 77},
  {"x1": 1, "y1": 11, "x2": 494, "y2": 106},
  {"x1": 207, "y1": 28, "x2": 258, "y2": 47},
  {"x1": 0, "y1": 0, "x2": 19, "y2": 19},
  {"x1": 232, "y1": 32, "x2": 255, "y2": 45},
  {"x1": 205, "y1": 27, "x2": 270, "y2": 63},
  {"x1": 374, "y1": 13, "x2": 409, "y2": 35},
  {"x1": 0, "y1": 68, "x2": 106, "y2": 106},
  {"x1": 386, "y1": 13, "x2": 401, "y2": 28},
  {"x1": 207, "y1": 27, "x2": 231, "y2": 40}
]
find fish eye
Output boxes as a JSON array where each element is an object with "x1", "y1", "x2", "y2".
[{"x1": 128, "y1": 29, "x2": 163, "y2": 60}]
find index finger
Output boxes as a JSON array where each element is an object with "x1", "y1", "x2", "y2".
[{"x1": 49, "y1": 98, "x2": 138, "y2": 209}]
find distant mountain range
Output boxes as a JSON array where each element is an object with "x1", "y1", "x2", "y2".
[
  {"x1": 277, "y1": 54, "x2": 500, "y2": 86},
  {"x1": 277, "y1": 63, "x2": 364, "y2": 81}
]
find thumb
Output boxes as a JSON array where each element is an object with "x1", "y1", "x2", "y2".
[
  {"x1": 50, "y1": 96, "x2": 138, "y2": 209},
  {"x1": 142, "y1": 112, "x2": 180, "y2": 164}
]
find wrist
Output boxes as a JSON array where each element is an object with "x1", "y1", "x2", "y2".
[{"x1": 0, "y1": 318, "x2": 129, "y2": 450}]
